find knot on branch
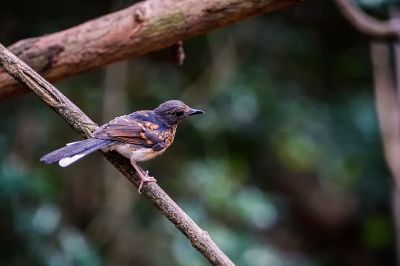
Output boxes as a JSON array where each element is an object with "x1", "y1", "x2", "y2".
[{"x1": 133, "y1": 7, "x2": 146, "y2": 23}]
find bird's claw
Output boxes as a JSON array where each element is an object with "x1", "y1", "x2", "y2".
[
  {"x1": 138, "y1": 172, "x2": 157, "y2": 194},
  {"x1": 130, "y1": 161, "x2": 157, "y2": 194}
]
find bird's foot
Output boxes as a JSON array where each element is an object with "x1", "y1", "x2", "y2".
[
  {"x1": 138, "y1": 171, "x2": 157, "y2": 193},
  {"x1": 130, "y1": 160, "x2": 157, "y2": 193}
]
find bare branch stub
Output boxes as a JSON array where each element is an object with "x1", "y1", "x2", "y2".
[
  {"x1": 171, "y1": 41, "x2": 185, "y2": 66},
  {"x1": 0, "y1": 43, "x2": 235, "y2": 266},
  {"x1": 0, "y1": 0, "x2": 300, "y2": 100}
]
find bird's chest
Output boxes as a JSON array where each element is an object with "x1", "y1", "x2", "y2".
[{"x1": 155, "y1": 126, "x2": 176, "y2": 148}]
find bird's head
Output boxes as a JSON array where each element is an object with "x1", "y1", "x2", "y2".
[{"x1": 154, "y1": 100, "x2": 204, "y2": 126}]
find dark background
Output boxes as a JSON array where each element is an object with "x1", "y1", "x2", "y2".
[{"x1": 0, "y1": 1, "x2": 394, "y2": 265}]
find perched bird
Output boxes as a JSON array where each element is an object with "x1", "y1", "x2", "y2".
[{"x1": 41, "y1": 100, "x2": 204, "y2": 192}]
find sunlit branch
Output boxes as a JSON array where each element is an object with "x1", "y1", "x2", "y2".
[{"x1": 0, "y1": 0, "x2": 300, "y2": 100}]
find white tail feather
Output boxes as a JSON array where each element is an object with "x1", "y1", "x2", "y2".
[
  {"x1": 66, "y1": 141, "x2": 80, "y2": 146},
  {"x1": 59, "y1": 154, "x2": 86, "y2": 167}
]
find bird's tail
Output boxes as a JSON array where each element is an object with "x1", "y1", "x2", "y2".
[{"x1": 40, "y1": 138, "x2": 114, "y2": 167}]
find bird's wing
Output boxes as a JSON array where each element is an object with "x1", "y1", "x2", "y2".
[{"x1": 94, "y1": 112, "x2": 166, "y2": 148}]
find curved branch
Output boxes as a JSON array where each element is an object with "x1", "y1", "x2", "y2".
[
  {"x1": 332, "y1": 0, "x2": 400, "y2": 39},
  {"x1": 0, "y1": 0, "x2": 300, "y2": 100},
  {"x1": 0, "y1": 43, "x2": 234, "y2": 266}
]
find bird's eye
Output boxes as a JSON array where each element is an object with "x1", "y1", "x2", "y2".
[{"x1": 176, "y1": 111, "x2": 184, "y2": 117}]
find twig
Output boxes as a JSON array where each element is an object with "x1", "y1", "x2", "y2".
[
  {"x1": 0, "y1": 43, "x2": 235, "y2": 266},
  {"x1": 0, "y1": 0, "x2": 300, "y2": 100},
  {"x1": 332, "y1": 0, "x2": 400, "y2": 39}
]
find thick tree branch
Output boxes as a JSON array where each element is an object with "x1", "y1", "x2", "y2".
[
  {"x1": 0, "y1": 0, "x2": 299, "y2": 100},
  {"x1": 0, "y1": 43, "x2": 234, "y2": 266},
  {"x1": 332, "y1": 0, "x2": 400, "y2": 39}
]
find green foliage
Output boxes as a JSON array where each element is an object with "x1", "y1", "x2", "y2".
[{"x1": 0, "y1": 1, "x2": 395, "y2": 265}]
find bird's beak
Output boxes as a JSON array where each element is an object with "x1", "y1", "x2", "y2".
[{"x1": 188, "y1": 108, "x2": 205, "y2": 116}]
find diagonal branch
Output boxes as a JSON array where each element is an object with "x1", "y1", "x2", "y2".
[
  {"x1": 0, "y1": 43, "x2": 235, "y2": 266},
  {"x1": 0, "y1": 0, "x2": 300, "y2": 100}
]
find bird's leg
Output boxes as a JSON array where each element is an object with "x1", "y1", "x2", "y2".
[{"x1": 130, "y1": 159, "x2": 157, "y2": 193}]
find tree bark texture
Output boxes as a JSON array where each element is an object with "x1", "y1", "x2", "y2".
[
  {"x1": 0, "y1": 43, "x2": 235, "y2": 266},
  {"x1": 0, "y1": 0, "x2": 300, "y2": 100}
]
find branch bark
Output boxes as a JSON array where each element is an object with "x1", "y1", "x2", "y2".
[
  {"x1": 0, "y1": 43, "x2": 235, "y2": 266},
  {"x1": 0, "y1": 0, "x2": 299, "y2": 100}
]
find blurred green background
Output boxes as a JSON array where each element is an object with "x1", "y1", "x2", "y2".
[{"x1": 0, "y1": 0, "x2": 395, "y2": 265}]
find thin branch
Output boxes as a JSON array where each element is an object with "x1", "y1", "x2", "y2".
[
  {"x1": 0, "y1": 0, "x2": 300, "y2": 100},
  {"x1": 0, "y1": 43, "x2": 235, "y2": 266},
  {"x1": 371, "y1": 40, "x2": 400, "y2": 266},
  {"x1": 332, "y1": 0, "x2": 400, "y2": 39},
  {"x1": 336, "y1": 0, "x2": 400, "y2": 261},
  {"x1": 371, "y1": 42, "x2": 400, "y2": 186}
]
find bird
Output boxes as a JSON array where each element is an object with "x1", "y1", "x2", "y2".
[{"x1": 40, "y1": 100, "x2": 204, "y2": 193}]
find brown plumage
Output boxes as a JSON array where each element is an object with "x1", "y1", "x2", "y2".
[{"x1": 40, "y1": 100, "x2": 204, "y2": 192}]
